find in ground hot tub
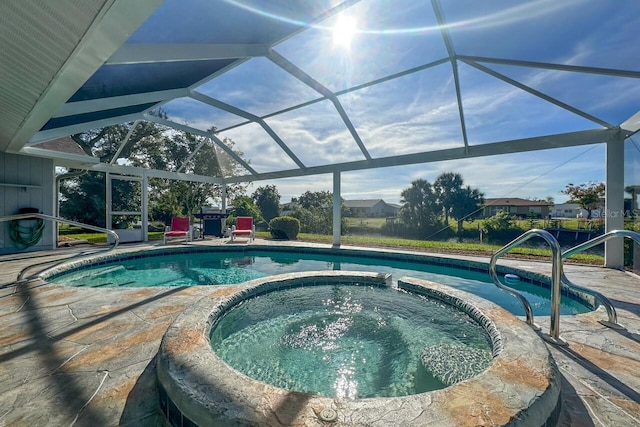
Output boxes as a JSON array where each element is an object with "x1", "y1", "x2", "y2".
[{"x1": 157, "y1": 271, "x2": 560, "y2": 426}]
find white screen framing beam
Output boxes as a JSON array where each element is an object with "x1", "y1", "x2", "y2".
[
  {"x1": 110, "y1": 120, "x2": 140, "y2": 165},
  {"x1": 53, "y1": 89, "x2": 187, "y2": 118},
  {"x1": 189, "y1": 90, "x2": 307, "y2": 169},
  {"x1": 456, "y1": 55, "x2": 640, "y2": 79},
  {"x1": 28, "y1": 112, "x2": 146, "y2": 145},
  {"x1": 461, "y1": 59, "x2": 614, "y2": 129},
  {"x1": 605, "y1": 135, "x2": 625, "y2": 268},
  {"x1": 26, "y1": 128, "x2": 619, "y2": 192},
  {"x1": 268, "y1": 49, "x2": 372, "y2": 161},
  {"x1": 107, "y1": 43, "x2": 269, "y2": 64},
  {"x1": 92, "y1": 162, "x2": 223, "y2": 185},
  {"x1": 431, "y1": 0, "x2": 470, "y2": 153},
  {"x1": 217, "y1": 57, "x2": 450, "y2": 135},
  {"x1": 144, "y1": 115, "x2": 258, "y2": 175},
  {"x1": 221, "y1": 129, "x2": 618, "y2": 183},
  {"x1": 333, "y1": 172, "x2": 341, "y2": 247}
]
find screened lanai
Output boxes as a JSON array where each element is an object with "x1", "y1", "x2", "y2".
[{"x1": 1, "y1": 0, "x2": 639, "y2": 265}]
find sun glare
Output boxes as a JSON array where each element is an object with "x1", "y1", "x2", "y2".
[{"x1": 333, "y1": 15, "x2": 357, "y2": 49}]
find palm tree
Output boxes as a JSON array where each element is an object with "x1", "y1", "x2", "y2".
[
  {"x1": 400, "y1": 179, "x2": 439, "y2": 234},
  {"x1": 434, "y1": 172, "x2": 464, "y2": 225},
  {"x1": 451, "y1": 186, "x2": 485, "y2": 240}
]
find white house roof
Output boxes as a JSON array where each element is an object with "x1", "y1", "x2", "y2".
[{"x1": 1, "y1": 1, "x2": 639, "y2": 185}]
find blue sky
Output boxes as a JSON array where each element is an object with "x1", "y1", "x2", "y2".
[{"x1": 155, "y1": 0, "x2": 640, "y2": 205}]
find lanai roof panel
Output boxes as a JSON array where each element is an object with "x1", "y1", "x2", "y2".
[
  {"x1": 127, "y1": 0, "x2": 338, "y2": 44},
  {"x1": 274, "y1": 0, "x2": 449, "y2": 92}
]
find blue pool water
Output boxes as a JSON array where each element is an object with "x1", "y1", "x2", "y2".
[
  {"x1": 210, "y1": 284, "x2": 493, "y2": 398},
  {"x1": 50, "y1": 249, "x2": 590, "y2": 316}
]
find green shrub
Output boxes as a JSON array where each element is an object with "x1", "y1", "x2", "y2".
[
  {"x1": 269, "y1": 216, "x2": 300, "y2": 240},
  {"x1": 483, "y1": 211, "x2": 523, "y2": 243}
]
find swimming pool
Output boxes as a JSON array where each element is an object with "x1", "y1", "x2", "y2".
[{"x1": 45, "y1": 245, "x2": 592, "y2": 317}]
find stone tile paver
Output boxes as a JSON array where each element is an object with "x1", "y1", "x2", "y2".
[{"x1": 0, "y1": 240, "x2": 638, "y2": 426}]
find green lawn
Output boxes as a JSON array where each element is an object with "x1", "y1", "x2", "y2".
[
  {"x1": 58, "y1": 228, "x2": 164, "y2": 244},
  {"x1": 345, "y1": 216, "x2": 606, "y2": 234},
  {"x1": 345, "y1": 217, "x2": 387, "y2": 229},
  {"x1": 57, "y1": 225, "x2": 604, "y2": 265},
  {"x1": 256, "y1": 231, "x2": 603, "y2": 264}
]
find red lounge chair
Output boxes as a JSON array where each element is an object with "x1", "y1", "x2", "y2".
[
  {"x1": 231, "y1": 216, "x2": 255, "y2": 242},
  {"x1": 163, "y1": 217, "x2": 192, "y2": 245}
]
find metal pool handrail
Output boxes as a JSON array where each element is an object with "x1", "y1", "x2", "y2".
[
  {"x1": 489, "y1": 229, "x2": 564, "y2": 342},
  {"x1": 561, "y1": 229, "x2": 640, "y2": 329},
  {"x1": 0, "y1": 213, "x2": 119, "y2": 281}
]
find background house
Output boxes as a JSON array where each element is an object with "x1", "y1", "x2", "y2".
[
  {"x1": 481, "y1": 198, "x2": 551, "y2": 218},
  {"x1": 344, "y1": 199, "x2": 400, "y2": 217},
  {"x1": 551, "y1": 202, "x2": 604, "y2": 218},
  {"x1": 550, "y1": 203, "x2": 581, "y2": 218}
]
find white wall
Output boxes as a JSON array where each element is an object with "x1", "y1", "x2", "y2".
[
  {"x1": 551, "y1": 203, "x2": 580, "y2": 218},
  {"x1": 0, "y1": 152, "x2": 55, "y2": 254},
  {"x1": 551, "y1": 203, "x2": 603, "y2": 218}
]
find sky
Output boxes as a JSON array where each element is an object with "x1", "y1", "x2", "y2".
[
  {"x1": 150, "y1": 0, "x2": 640, "y2": 205},
  {"x1": 252, "y1": 144, "x2": 607, "y2": 205}
]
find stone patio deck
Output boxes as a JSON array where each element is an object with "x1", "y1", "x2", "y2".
[{"x1": 0, "y1": 239, "x2": 638, "y2": 426}]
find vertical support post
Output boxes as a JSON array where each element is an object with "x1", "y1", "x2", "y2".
[
  {"x1": 549, "y1": 242, "x2": 563, "y2": 340},
  {"x1": 605, "y1": 134, "x2": 625, "y2": 268},
  {"x1": 105, "y1": 172, "x2": 112, "y2": 233},
  {"x1": 333, "y1": 172, "x2": 341, "y2": 248},
  {"x1": 221, "y1": 184, "x2": 227, "y2": 233},
  {"x1": 55, "y1": 174, "x2": 61, "y2": 245},
  {"x1": 142, "y1": 171, "x2": 148, "y2": 242}
]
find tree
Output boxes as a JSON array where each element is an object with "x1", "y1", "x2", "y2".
[
  {"x1": 433, "y1": 172, "x2": 484, "y2": 239},
  {"x1": 434, "y1": 172, "x2": 464, "y2": 225},
  {"x1": 71, "y1": 119, "x2": 164, "y2": 162},
  {"x1": 59, "y1": 172, "x2": 107, "y2": 227},
  {"x1": 294, "y1": 190, "x2": 333, "y2": 209},
  {"x1": 450, "y1": 186, "x2": 485, "y2": 240},
  {"x1": 289, "y1": 190, "x2": 348, "y2": 234},
  {"x1": 562, "y1": 182, "x2": 605, "y2": 219},
  {"x1": 60, "y1": 119, "x2": 165, "y2": 227},
  {"x1": 229, "y1": 196, "x2": 262, "y2": 221},
  {"x1": 399, "y1": 179, "x2": 440, "y2": 236},
  {"x1": 252, "y1": 185, "x2": 281, "y2": 222},
  {"x1": 60, "y1": 119, "x2": 249, "y2": 227}
]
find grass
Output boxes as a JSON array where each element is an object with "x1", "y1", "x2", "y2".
[
  {"x1": 345, "y1": 216, "x2": 606, "y2": 235},
  {"x1": 57, "y1": 225, "x2": 603, "y2": 265},
  {"x1": 256, "y1": 231, "x2": 604, "y2": 264},
  {"x1": 345, "y1": 217, "x2": 387, "y2": 229},
  {"x1": 58, "y1": 231, "x2": 164, "y2": 244}
]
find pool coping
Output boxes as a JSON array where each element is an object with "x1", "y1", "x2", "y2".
[
  {"x1": 39, "y1": 243, "x2": 598, "y2": 311},
  {"x1": 156, "y1": 271, "x2": 561, "y2": 427}
]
